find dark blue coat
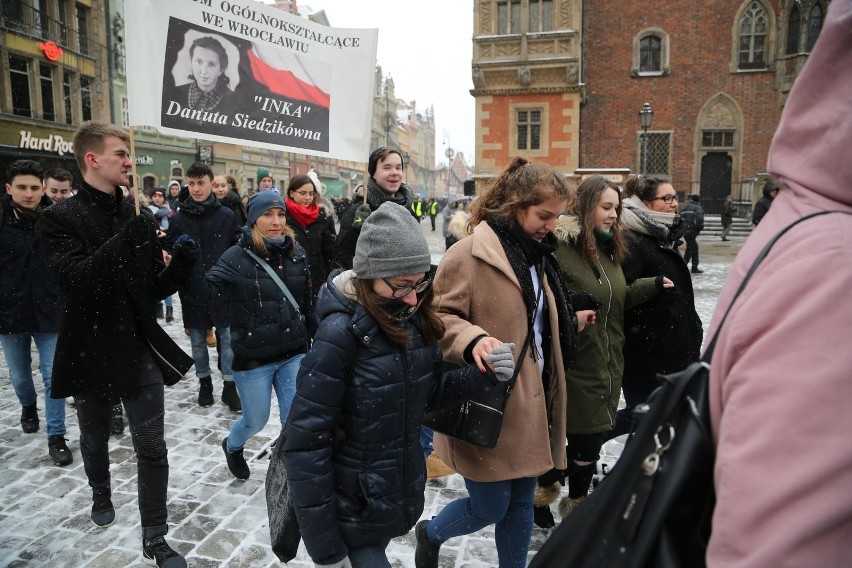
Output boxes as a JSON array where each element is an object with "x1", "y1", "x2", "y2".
[
  {"x1": 165, "y1": 194, "x2": 240, "y2": 329},
  {"x1": 282, "y1": 271, "x2": 491, "y2": 565},
  {"x1": 0, "y1": 194, "x2": 57, "y2": 335},
  {"x1": 202, "y1": 232, "x2": 314, "y2": 370}
]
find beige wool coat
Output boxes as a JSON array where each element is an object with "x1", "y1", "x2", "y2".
[{"x1": 433, "y1": 221, "x2": 568, "y2": 482}]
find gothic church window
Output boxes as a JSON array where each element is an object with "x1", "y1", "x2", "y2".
[
  {"x1": 786, "y1": 5, "x2": 801, "y2": 54},
  {"x1": 806, "y1": 3, "x2": 823, "y2": 51},
  {"x1": 737, "y1": 1, "x2": 769, "y2": 69}
]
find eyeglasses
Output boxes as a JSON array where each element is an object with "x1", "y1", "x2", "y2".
[
  {"x1": 382, "y1": 276, "x2": 431, "y2": 298},
  {"x1": 650, "y1": 194, "x2": 677, "y2": 204}
]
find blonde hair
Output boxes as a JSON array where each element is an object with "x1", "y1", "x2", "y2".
[
  {"x1": 250, "y1": 223, "x2": 296, "y2": 257},
  {"x1": 73, "y1": 121, "x2": 130, "y2": 173}
]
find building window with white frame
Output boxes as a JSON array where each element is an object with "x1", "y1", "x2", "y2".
[
  {"x1": 40, "y1": 64, "x2": 56, "y2": 122},
  {"x1": 737, "y1": 1, "x2": 768, "y2": 69},
  {"x1": 517, "y1": 109, "x2": 542, "y2": 151},
  {"x1": 9, "y1": 55, "x2": 32, "y2": 118},
  {"x1": 121, "y1": 96, "x2": 130, "y2": 127},
  {"x1": 632, "y1": 28, "x2": 670, "y2": 77}
]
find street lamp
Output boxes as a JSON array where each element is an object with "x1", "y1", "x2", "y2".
[
  {"x1": 638, "y1": 102, "x2": 654, "y2": 175},
  {"x1": 445, "y1": 147, "x2": 454, "y2": 196},
  {"x1": 402, "y1": 152, "x2": 410, "y2": 184}
]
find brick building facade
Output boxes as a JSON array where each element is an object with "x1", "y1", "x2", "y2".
[{"x1": 470, "y1": 0, "x2": 828, "y2": 214}]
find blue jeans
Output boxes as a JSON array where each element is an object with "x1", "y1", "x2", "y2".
[
  {"x1": 0, "y1": 332, "x2": 65, "y2": 437},
  {"x1": 164, "y1": 295, "x2": 173, "y2": 308},
  {"x1": 420, "y1": 426, "x2": 434, "y2": 458},
  {"x1": 427, "y1": 476, "x2": 537, "y2": 568},
  {"x1": 348, "y1": 539, "x2": 391, "y2": 568},
  {"x1": 226, "y1": 353, "x2": 304, "y2": 452},
  {"x1": 189, "y1": 327, "x2": 233, "y2": 378}
]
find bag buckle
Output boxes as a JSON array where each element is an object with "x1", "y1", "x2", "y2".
[{"x1": 641, "y1": 424, "x2": 675, "y2": 476}]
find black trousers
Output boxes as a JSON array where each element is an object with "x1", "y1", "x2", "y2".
[
  {"x1": 75, "y1": 348, "x2": 170, "y2": 537},
  {"x1": 430, "y1": 214, "x2": 437, "y2": 231},
  {"x1": 683, "y1": 235, "x2": 700, "y2": 268}
]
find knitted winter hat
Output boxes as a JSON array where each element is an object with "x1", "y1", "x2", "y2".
[
  {"x1": 256, "y1": 167, "x2": 271, "y2": 184},
  {"x1": 247, "y1": 191, "x2": 286, "y2": 227},
  {"x1": 353, "y1": 202, "x2": 431, "y2": 279}
]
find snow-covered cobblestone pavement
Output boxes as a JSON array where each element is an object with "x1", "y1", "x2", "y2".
[{"x1": 0, "y1": 224, "x2": 740, "y2": 566}]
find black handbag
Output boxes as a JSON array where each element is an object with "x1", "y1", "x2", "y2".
[
  {"x1": 423, "y1": 269, "x2": 541, "y2": 449},
  {"x1": 530, "y1": 211, "x2": 846, "y2": 568},
  {"x1": 265, "y1": 430, "x2": 300, "y2": 563}
]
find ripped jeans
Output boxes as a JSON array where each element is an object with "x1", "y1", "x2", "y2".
[{"x1": 75, "y1": 348, "x2": 169, "y2": 533}]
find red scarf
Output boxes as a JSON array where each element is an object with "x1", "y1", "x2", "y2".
[{"x1": 286, "y1": 198, "x2": 320, "y2": 228}]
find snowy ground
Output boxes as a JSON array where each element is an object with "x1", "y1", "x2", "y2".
[{"x1": 0, "y1": 223, "x2": 741, "y2": 567}]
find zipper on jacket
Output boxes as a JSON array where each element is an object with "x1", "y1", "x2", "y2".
[
  {"x1": 145, "y1": 338, "x2": 181, "y2": 377},
  {"x1": 400, "y1": 346, "x2": 412, "y2": 527},
  {"x1": 597, "y1": 256, "x2": 615, "y2": 427}
]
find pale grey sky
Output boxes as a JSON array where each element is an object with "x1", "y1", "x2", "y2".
[{"x1": 267, "y1": 0, "x2": 476, "y2": 166}]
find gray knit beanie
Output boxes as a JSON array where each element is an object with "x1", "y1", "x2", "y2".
[{"x1": 353, "y1": 202, "x2": 431, "y2": 279}]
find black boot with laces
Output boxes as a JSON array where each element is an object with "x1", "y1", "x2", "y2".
[{"x1": 48, "y1": 435, "x2": 73, "y2": 466}]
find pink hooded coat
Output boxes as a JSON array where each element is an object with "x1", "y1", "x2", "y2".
[{"x1": 705, "y1": 2, "x2": 852, "y2": 566}]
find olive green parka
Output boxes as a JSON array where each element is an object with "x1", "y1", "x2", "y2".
[{"x1": 554, "y1": 216, "x2": 658, "y2": 435}]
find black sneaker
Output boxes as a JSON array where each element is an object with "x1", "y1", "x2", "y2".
[
  {"x1": 221, "y1": 381, "x2": 242, "y2": 413},
  {"x1": 415, "y1": 519, "x2": 441, "y2": 568},
  {"x1": 48, "y1": 436, "x2": 73, "y2": 466},
  {"x1": 691, "y1": 267, "x2": 704, "y2": 274},
  {"x1": 91, "y1": 492, "x2": 115, "y2": 527},
  {"x1": 21, "y1": 404, "x2": 39, "y2": 433},
  {"x1": 111, "y1": 404, "x2": 125, "y2": 435},
  {"x1": 198, "y1": 377, "x2": 214, "y2": 407},
  {"x1": 142, "y1": 536, "x2": 187, "y2": 567},
  {"x1": 222, "y1": 438, "x2": 250, "y2": 480}
]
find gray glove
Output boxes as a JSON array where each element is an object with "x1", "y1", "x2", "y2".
[
  {"x1": 316, "y1": 558, "x2": 352, "y2": 568},
  {"x1": 484, "y1": 343, "x2": 516, "y2": 382}
]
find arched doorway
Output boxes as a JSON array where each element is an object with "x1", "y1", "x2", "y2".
[{"x1": 693, "y1": 94, "x2": 743, "y2": 214}]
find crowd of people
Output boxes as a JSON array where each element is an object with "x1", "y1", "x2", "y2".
[{"x1": 3, "y1": 8, "x2": 850, "y2": 562}]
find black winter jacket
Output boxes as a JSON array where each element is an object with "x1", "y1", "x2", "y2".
[
  {"x1": 39, "y1": 182, "x2": 194, "y2": 398},
  {"x1": 622, "y1": 230, "x2": 703, "y2": 394},
  {"x1": 200, "y1": 231, "x2": 314, "y2": 371},
  {"x1": 0, "y1": 194, "x2": 58, "y2": 335},
  {"x1": 679, "y1": 202, "x2": 705, "y2": 237},
  {"x1": 282, "y1": 270, "x2": 494, "y2": 565},
  {"x1": 286, "y1": 208, "x2": 336, "y2": 300},
  {"x1": 165, "y1": 194, "x2": 240, "y2": 329}
]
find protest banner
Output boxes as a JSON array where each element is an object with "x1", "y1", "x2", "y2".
[{"x1": 125, "y1": 0, "x2": 378, "y2": 161}]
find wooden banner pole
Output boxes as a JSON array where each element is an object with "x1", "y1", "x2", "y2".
[{"x1": 129, "y1": 127, "x2": 140, "y2": 215}]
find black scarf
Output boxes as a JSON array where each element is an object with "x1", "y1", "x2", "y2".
[
  {"x1": 366, "y1": 177, "x2": 415, "y2": 211},
  {"x1": 10, "y1": 201, "x2": 43, "y2": 227},
  {"x1": 488, "y1": 216, "x2": 578, "y2": 369},
  {"x1": 179, "y1": 192, "x2": 218, "y2": 216},
  {"x1": 187, "y1": 76, "x2": 229, "y2": 111}
]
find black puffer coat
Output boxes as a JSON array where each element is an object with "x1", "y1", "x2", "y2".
[
  {"x1": 286, "y1": 208, "x2": 336, "y2": 299},
  {"x1": 201, "y1": 230, "x2": 314, "y2": 371},
  {"x1": 282, "y1": 270, "x2": 493, "y2": 565},
  {"x1": 39, "y1": 182, "x2": 194, "y2": 398},
  {"x1": 622, "y1": 228, "x2": 703, "y2": 394},
  {"x1": 165, "y1": 194, "x2": 240, "y2": 329},
  {"x1": 0, "y1": 194, "x2": 57, "y2": 334}
]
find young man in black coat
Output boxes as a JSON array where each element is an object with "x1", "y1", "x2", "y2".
[
  {"x1": 165, "y1": 162, "x2": 241, "y2": 411},
  {"x1": 39, "y1": 121, "x2": 196, "y2": 567},
  {"x1": 1, "y1": 160, "x2": 71, "y2": 465}
]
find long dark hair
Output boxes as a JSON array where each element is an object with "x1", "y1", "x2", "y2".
[
  {"x1": 353, "y1": 277, "x2": 445, "y2": 347},
  {"x1": 286, "y1": 174, "x2": 318, "y2": 206},
  {"x1": 573, "y1": 176, "x2": 627, "y2": 265},
  {"x1": 469, "y1": 157, "x2": 574, "y2": 231}
]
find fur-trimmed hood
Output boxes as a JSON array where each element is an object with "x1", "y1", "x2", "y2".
[
  {"x1": 447, "y1": 210, "x2": 471, "y2": 241},
  {"x1": 553, "y1": 214, "x2": 581, "y2": 244}
]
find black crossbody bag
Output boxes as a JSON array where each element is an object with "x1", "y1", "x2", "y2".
[
  {"x1": 423, "y1": 264, "x2": 543, "y2": 449},
  {"x1": 530, "y1": 211, "x2": 848, "y2": 568}
]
